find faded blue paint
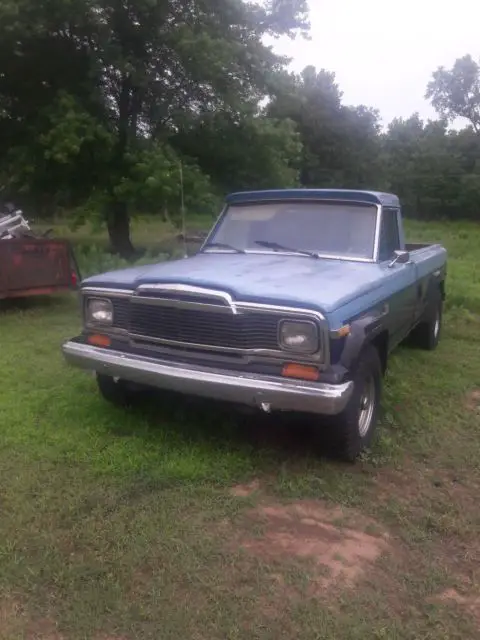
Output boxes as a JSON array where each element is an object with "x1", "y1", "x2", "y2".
[
  {"x1": 82, "y1": 189, "x2": 446, "y2": 338},
  {"x1": 328, "y1": 245, "x2": 447, "y2": 329},
  {"x1": 83, "y1": 264, "x2": 153, "y2": 288},
  {"x1": 83, "y1": 253, "x2": 384, "y2": 315},
  {"x1": 83, "y1": 245, "x2": 446, "y2": 331},
  {"x1": 225, "y1": 189, "x2": 400, "y2": 208}
]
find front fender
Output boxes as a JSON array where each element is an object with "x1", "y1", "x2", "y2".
[{"x1": 336, "y1": 305, "x2": 389, "y2": 374}]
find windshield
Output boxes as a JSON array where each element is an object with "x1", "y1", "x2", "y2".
[{"x1": 205, "y1": 201, "x2": 378, "y2": 260}]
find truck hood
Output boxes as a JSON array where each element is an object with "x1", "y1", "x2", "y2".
[{"x1": 82, "y1": 252, "x2": 385, "y2": 314}]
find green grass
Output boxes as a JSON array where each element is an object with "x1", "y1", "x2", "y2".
[{"x1": 1, "y1": 218, "x2": 480, "y2": 638}]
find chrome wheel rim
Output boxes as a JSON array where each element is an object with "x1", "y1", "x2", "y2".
[
  {"x1": 358, "y1": 376, "x2": 375, "y2": 438},
  {"x1": 433, "y1": 312, "x2": 440, "y2": 339}
]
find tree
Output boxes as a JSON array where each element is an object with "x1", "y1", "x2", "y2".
[
  {"x1": 426, "y1": 55, "x2": 480, "y2": 131},
  {"x1": 381, "y1": 115, "x2": 479, "y2": 220},
  {"x1": 172, "y1": 111, "x2": 302, "y2": 192},
  {"x1": 0, "y1": 0, "x2": 310, "y2": 256},
  {"x1": 267, "y1": 66, "x2": 382, "y2": 189},
  {"x1": 4, "y1": 5, "x2": 480, "y2": 246}
]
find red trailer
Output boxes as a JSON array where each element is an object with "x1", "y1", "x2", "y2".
[{"x1": 0, "y1": 237, "x2": 81, "y2": 300}]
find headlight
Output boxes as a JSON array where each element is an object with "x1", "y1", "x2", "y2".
[
  {"x1": 279, "y1": 320, "x2": 319, "y2": 354},
  {"x1": 86, "y1": 298, "x2": 113, "y2": 325}
]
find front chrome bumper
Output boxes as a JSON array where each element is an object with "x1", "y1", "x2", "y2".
[{"x1": 61, "y1": 341, "x2": 354, "y2": 416}]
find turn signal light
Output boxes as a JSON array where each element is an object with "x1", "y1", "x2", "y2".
[
  {"x1": 337, "y1": 324, "x2": 351, "y2": 337},
  {"x1": 282, "y1": 363, "x2": 320, "y2": 381},
  {"x1": 87, "y1": 334, "x2": 111, "y2": 348}
]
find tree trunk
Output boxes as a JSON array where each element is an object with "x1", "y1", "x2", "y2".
[
  {"x1": 107, "y1": 199, "x2": 134, "y2": 258},
  {"x1": 106, "y1": 70, "x2": 136, "y2": 259},
  {"x1": 162, "y1": 205, "x2": 171, "y2": 224}
]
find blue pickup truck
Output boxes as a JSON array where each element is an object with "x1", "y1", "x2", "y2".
[{"x1": 62, "y1": 190, "x2": 447, "y2": 460}]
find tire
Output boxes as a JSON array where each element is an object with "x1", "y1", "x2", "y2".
[
  {"x1": 325, "y1": 344, "x2": 382, "y2": 462},
  {"x1": 96, "y1": 374, "x2": 143, "y2": 408},
  {"x1": 409, "y1": 290, "x2": 443, "y2": 351}
]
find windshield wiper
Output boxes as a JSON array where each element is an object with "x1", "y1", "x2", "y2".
[
  {"x1": 254, "y1": 240, "x2": 320, "y2": 259},
  {"x1": 204, "y1": 242, "x2": 246, "y2": 254}
]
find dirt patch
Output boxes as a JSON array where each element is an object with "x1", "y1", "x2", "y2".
[
  {"x1": 0, "y1": 596, "x2": 25, "y2": 639},
  {"x1": 129, "y1": 565, "x2": 154, "y2": 596},
  {"x1": 0, "y1": 597, "x2": 65, "y2": 640},
  {"x1": 371, "y1": 456, "x2": 480, "y2": 556},
  {"x1": 466, "y1": 389, "x2": 480, "y2": 413},
  {"x1": 431, "y1": 588, "x2": 480, "y2": 628},
  {"x1": 238, "y1": 500, "x2": 389, "y2": 593},
  {"x1": 372, "y1": 455, "x2": 478, "y2": 508},
  {"x1": 26, "y1": 617, "x2": 64, "y2": 640},
  {"x1": 231, "y1": 479, "x2": 261, "y2": 498}
]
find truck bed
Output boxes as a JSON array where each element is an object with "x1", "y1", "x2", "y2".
[{"x1": 405, "y1": 242, "x2": 436, "y2": 251}]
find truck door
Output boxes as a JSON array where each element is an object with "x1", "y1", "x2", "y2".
[{"x1": 378, "y1": 208, "x2": 417, "y2": 347}]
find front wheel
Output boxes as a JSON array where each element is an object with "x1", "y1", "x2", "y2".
[{"x1": 324, "y1": 345, "x2": 382, "y2": 462}]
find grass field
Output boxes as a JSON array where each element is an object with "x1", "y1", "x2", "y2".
[{"x1": 1, "y1": 218, "x2": 480, "y2": 639}]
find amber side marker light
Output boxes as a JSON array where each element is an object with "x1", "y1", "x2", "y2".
[
  {"x1": 87, "y1": 334, "x2": 111, "y2": 348},
  {"x1": 337, "y1": 324, "x2": 351, "y2": 338},
  {"x1": 282, "y1": 363, "x2": 320, "y2": 381}
]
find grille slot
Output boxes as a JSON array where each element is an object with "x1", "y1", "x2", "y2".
[
  {"x1": 109, "y1": 294, "x2": 321, "y2": 355},
  {"x1": 112, "y1": 298, "x2": 130, "y2": 331},
  {"x1": 129, "y1": 303, "x2": 280, "y2": 351}
]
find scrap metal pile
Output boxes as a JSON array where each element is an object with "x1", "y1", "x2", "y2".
[
  {"x1": 0, "y1": 202, "x2": 79, "y2": 301},
  {"x1": 0, "y1": 208, "x2": 33, "y2": 240}
]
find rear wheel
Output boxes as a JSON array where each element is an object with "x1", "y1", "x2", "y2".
[
  {"x1": 323, "y1": 344, "x2": 382, "y2": 462},
  {"x1": 409, "y1": 291, "x2": 443, "y2": 351},
  {"x1": 96, "y1": 374, "x2": 143, "y2": 407}
]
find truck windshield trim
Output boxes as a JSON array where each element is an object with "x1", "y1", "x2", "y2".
[{"x1": 203, "y1": 200, "x2": 380, "y2": 262}]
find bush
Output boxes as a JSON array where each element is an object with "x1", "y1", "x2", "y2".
[{"x1": 76, "y1": 244, "x2": 171, "y2": 279}]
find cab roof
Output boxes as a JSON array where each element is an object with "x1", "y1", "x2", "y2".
[{"x1": 225, "y1": 189, "x2": 400, "y2": 208}]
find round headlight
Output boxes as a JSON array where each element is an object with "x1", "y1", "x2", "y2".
[
  {"x1": 86, "y1": 298, "x2": 113, "y2": 325},
  {"x1": 279, "y1": 320, "x2": 319, "y2": 354}
]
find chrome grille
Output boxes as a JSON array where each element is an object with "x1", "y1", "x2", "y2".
[
  {"x1": 107, "y1": 289, "x2": 323, "y2": 356},
  {"x1": 112, "y1": 298, "x2": 130, "y2": 331},
  {"x1": 129, "y1": 303, "x2": 280, "y2": 350}
]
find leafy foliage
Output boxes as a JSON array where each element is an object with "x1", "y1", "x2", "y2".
[
  {"x1": 426, "y1": 55, "x2": 480, "y2": 131},
  {"x1": 1, "y1": 0, "x2": 480, "y2": 254},
  {"x1": 268, "y1": 67, "x2": 382, "y2": 189},
  {"x1": 173, "y1": 112, "x2": 302, "y2": 191},
  {"x1": 0, "y1": 0, "x2": 308, "y2": 255},
  {"x1": 382, "y1": 115, "x2": 480, "y2": 219}
]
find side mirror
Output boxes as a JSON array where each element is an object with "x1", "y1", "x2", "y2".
[{"x1": 388, "y1": 249, "x2": 410, "y2": 268}]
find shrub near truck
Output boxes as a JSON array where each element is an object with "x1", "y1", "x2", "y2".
[{"x1": 62, "y1": 190, "x2": 447, "y2": 460}]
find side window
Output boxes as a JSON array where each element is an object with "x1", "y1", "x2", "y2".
[{"x1": 379, "y1": 208, "x2": 400, "y2": 261}]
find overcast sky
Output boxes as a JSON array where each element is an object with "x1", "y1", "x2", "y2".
[{"x1": 271, "y1": 0, "x2": 480, "y2": 128}]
